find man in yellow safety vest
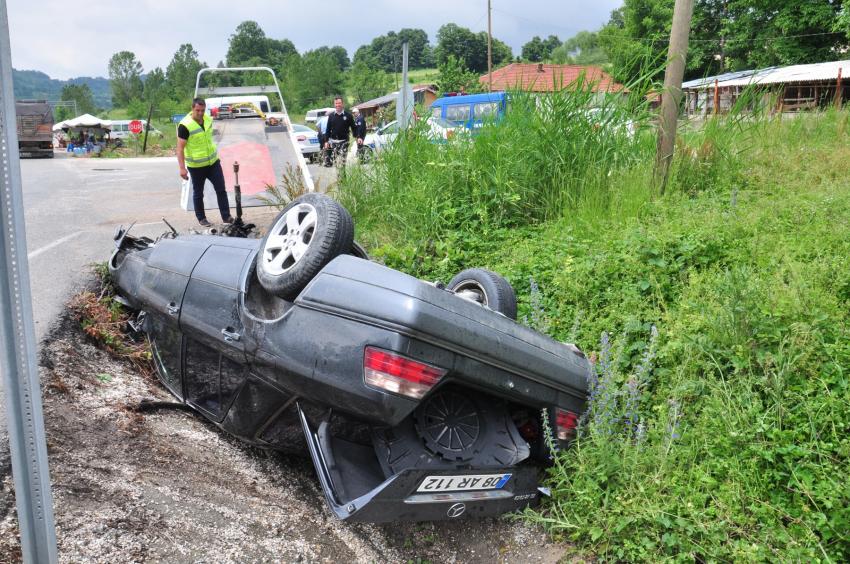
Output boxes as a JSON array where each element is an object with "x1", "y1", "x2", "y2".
[{"x1": 177, "y1": 98, "x2": 233, "y2": 227}]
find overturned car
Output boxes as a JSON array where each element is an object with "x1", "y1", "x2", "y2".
[{"x1": 109, "y1": 193, "x2": 590, "y2": 522}]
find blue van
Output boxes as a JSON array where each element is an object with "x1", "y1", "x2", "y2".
[{"x1": 429, "y1": 92, "x2": 508, "y2": 130}]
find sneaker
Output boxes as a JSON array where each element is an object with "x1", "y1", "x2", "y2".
[
  {"x1": 222, "y1": 217, "x2": 234, "y2": 224},
  {"x1": 198, "y1": 219, "x2": 212, "y2": 227}
]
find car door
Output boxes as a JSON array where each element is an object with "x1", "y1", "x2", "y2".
[
  {"x1": 179, "y1": 244, "x2": 254, "y2": 422},
  {"x1": 136, "y1": 239, "x2": 211, "y2": 399}
]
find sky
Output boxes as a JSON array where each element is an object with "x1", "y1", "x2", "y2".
[{"x1": 7, "y1": 0, "x2": 622, "y2": 80}]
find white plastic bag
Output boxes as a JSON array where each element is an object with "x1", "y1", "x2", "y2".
[{"x1": 180, "y1": 177, "x2": 192, "y2": 211}]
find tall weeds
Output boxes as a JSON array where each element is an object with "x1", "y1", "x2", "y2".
[{"x1": 339, "y1": 80, "x2": 757, "y2": 250}]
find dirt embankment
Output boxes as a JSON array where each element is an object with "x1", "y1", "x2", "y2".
[{"x1": 0, "y1": 300, "x2": 573, "y2": 563}]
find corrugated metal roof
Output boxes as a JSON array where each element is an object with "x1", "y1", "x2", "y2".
[
  {"x1": 684, "y1": 60, "x2": 850, "y2": 90},
  {"x1": 682, "y1": 69, "x2": 761, "y2": 89},
  {"x1": 355, "y1": 85, "x2": 437, "y2": 110}
]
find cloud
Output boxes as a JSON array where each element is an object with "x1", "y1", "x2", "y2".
[{"x1": 7, "y1": 0, "x2": 620, "y2": 79}]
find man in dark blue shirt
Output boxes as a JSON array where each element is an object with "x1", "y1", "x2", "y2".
[{"x1": 323, "y1": 96, "x2": 355, "y2": 168}]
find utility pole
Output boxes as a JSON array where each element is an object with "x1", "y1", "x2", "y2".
[
  {"x1": 655, "y1": 0, "x2": 695, "y2": 194},
  {"x1": 487, "y1": 0, "x2": 493, "y2": 92}
]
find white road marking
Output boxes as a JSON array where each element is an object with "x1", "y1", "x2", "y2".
[
  {"x1": 135, "y1": 221, "x2": 164, "y2": 227},
  {"x1": 28, "y1": 232, "x2": 84, "y2": 260}
]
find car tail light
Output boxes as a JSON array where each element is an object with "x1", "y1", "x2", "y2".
[
  {"x1": 364, "y1": 347, "x2": 447, "y2": 399},
  {"x1": 555, "y1": 408, "x2": 579, "y2": 440},
  {"x1": 296, "y1": 135, "x2": 306, "y2": 141},
  {"x1": 446, "y1": 130, "x2": 455, "y2": 139}
]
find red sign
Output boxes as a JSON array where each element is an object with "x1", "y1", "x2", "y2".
[{"x1": 128, "y1": 120, "x2": 144, "y2": 134}]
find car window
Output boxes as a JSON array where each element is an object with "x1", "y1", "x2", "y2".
[
  {"x1": 381, "y1": 122, "x2": 399, "y2": 135},
  {"x1": 474, "y1": 102, "x2": 499, "y2": 119},
  {"x1": 184, "y1": 338, "x2": 246, "y2": 421},
  {"x1": 445, "y1": 104, "x2": 471, "y2": 123}
]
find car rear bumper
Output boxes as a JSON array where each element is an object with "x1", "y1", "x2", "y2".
[{"x1": 298, "y1": 405, "x2": 541, "y2": 522}]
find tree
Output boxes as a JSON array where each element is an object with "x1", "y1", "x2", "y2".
[
  {"x1": 435, "y1": 23, "x2": 512, "y2": 73},
  {"x1": 542, "y1": 35, "x2": 562, "y2": 55},
  {"x1": 107, "y1": 51, "x2": 143, "y2": 107},
  {"x1": 522, "y1": 35, "x2": 561, "y2": 62},
  {"x1": 58, "y1": 83, "x2": 95, "y2": 120},
  {"x1": 266, "y1": 38, "x2": 298, "y2": 68},
  {"x1": 436, "y1": 55, "x2": 481, "y2": 94},
  {"x1": 280, "y1": 50, "x2": 346, "y2": 110},
  {"x1": 310, "y1": 46, "x2": 349, "y2": 71},
  {"x1": 522, "y1": 37, "x2": 546, "y2": 62},
  {"x1": 165, "y1": 44, "x2": 205, "y2": 102},
  {"x1": 347, "y1": 60, "x2": 393, "y2": 104},
  {"x1": 143, "y1": 67, "x2": 168, "y2": 107},
  {"x1": 600, "y1": 0, "x2": 847, "y2": 83},
  {"x1": 352, "y1": 29, "x2": 433, "y2": 72},
  {"x1": 551, "y1": 31, "x2": 609, "y2": 65},
  {"x1": 435, "y1": 24, "x2": 484, "y2": 71},
  {"x1": 598, "y1": 1, "x2": 671, "y2": 83},
  {"x1": 227, "y1": 20, "x2": 269, "y2": 65}
]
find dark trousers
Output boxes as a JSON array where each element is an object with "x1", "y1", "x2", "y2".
[{"x1": 188, "y1": 160, "x2": 230, "y2": 221}]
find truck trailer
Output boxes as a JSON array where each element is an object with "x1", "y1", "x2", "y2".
[{"x1": 15, "y1": 100, "x2": 54, "y2": 158}]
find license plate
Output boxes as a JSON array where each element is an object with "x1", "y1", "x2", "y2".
[
  {"x1": 309, "y1": 138, "x2": 319, "y2": 144},
  {"x1": 417, "y1": 473, "x2": 511, "y2": 493}
]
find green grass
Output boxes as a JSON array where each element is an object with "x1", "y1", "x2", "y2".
[
  {"x1": 337, "y1": 95, "x2": 850, "y2": 561},
  {"x1": 405, "y1": 67, "x2": 439, "y2": 85}
]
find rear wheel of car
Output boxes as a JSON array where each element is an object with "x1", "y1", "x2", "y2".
[
  {"x1": 256, "y1": 193, "x2": 353, "y2": 300},
  {"x1": 447, "y1": 268, "x2": 517, "y2": 319}
]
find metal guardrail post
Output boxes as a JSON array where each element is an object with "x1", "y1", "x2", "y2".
[{"x1": 0, "y1": 1, "x2": 58, "y2": 562}]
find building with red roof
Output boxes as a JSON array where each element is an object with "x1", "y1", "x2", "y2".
[{"x1": 479, "y1": 63, "x2": 625, "y2": 93}]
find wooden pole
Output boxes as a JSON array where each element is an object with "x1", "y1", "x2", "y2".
[
  {"x1": 835, "y1": 67, "x2": 843, "y2": 110},
  {"x1": 655, "y1": 0, "x2": 695, "y2": 194},
  {"x1": 487, "y1": 0, "x2": 493, "y2": 92},
  {"x1": 142, "y1": 104, "x2": 153, "y2": 154},
  {"x1": 713, "y1": 79, "x2": 719, "y2": 115}
]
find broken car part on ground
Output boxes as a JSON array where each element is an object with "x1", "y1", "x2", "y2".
[{"x1": 108, "y1": 193, "x2": 590, "y2": 522}]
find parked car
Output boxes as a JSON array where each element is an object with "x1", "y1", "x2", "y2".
[
  {"x1": 212, "y1": 104, "x2": 233, "y2": 119},
  {"x1": 110, "y1": 120, "x2": 162, "y2": 140},
  {"x1": 353, "y1": 117, "x2": 458, "y2": 161},
  {"x1": 109, "y1": 194, "x2": 590, "y2": 523},
  {"x1": 305, "y1": 107, "x2": 334, "y2": 123},
  {"x1": 292, "y1": 123, "x2": 320, "y2": 161}
]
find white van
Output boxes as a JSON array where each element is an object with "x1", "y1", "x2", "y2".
[
  {"x1": 305, "y1": 107, "x2": 334, "y2": 123},
  {"x1": 109, "y1": 120, "x2": 162, "y2": 140}
]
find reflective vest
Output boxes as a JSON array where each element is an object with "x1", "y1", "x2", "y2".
[{"x1": 179, "y1": 113, "x2": 218, "y2": 168}]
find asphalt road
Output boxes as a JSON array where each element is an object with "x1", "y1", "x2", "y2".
[{"x1": 1, "y1": 152, "x2": 334, "y2": 514}]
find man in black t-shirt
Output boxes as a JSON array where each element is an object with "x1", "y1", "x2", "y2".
[{"x1": 323, "y1": 96, "x2": 356, "y2": 167}]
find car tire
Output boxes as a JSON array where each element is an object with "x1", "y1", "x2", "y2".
[
  {"x1": 447, "y1": 268, "x2": 517, "y2": 319},
  {"x1": 256, "y1": 193, "x2": 354, "y2": 300}
]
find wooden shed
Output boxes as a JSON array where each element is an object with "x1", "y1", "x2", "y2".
[{"x1": 682, "y1": 60, "x2": 850, "y2": 115}]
